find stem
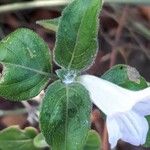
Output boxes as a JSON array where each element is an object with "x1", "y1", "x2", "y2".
[
  {"x1": 0, "y1": 108, "x2": 28, "y2": 117},
  {"x1": 0, "y1": 0, "x2": 149, "y2": 14},
  {"x1": 102, "y1": 123, "x2": 110, "y2": 150},
  {"x1": 0, "y1": 105, "x2": 39, "y2": 126},
  {"x1": 91, "y1": 109, "x2": 109, "y2": 150},
  {"x1": 0, "y1": 0, "x2": 69, "y2": 14},
  {"x1": 109, "y1": 6, "x2": 128, "y2": 67}
]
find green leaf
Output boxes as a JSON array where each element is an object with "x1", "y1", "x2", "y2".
[
  {"x1": 83, "y1": 130, "x2": 101, "y2": 150},
  {"x1": 0, "y1": 126, "x2": 40, "y2": 150},
  {"x1": 40, "y1": 80, "x2": 92, "y2": 150},
  {"x1": 144, "y1": 116, "x2": 150, "y2": 148},
  {"x1": 0, "y1": 28, "x2": 51, "y2": 101},
  {"x1": 101, "y1": 64, "x2": 148, "y2": 90},
  {"x1": 54, "y1": 0, "x2": 102, "y2": 70},
  {"x1": 35, "y1": 131, "x2": 101, "y2": 149},
  {"x1": 34, "y1": 133, "x2": 49, "y2": 149},
  {"x1": 36, "y1": 17, "x2": 60, "y2": 32}
]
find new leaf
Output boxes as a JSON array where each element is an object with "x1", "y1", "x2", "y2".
[{"x1": 36, "y1": 18, "x2": 60, "y2": 32}]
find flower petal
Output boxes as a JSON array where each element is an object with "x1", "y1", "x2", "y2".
[
  {"x1": 79, "y1": 75, "x2": 136, "y2": 115},
  {"x1": 106, "y1": 116, "x2": 122, "y2": 148},
  {"x1": 107, "y1": 111, "x2": 148, "y2": 148},
  {"x1": 132, "y1": 87, "x2": 150, "y2": 116},
  {"x1": 133, "y1": 100, "x2": 150, "y2": 116}
]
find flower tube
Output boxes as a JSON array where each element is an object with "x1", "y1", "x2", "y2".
[{"x1": 79, "y1": 75, "x2": 150, "y2": 148}]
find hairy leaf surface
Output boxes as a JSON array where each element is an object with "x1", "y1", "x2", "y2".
[
  {"x1": 54, "y1": 0, "x2": 102, "y2": 70},
  {"x1": 0, "y1": 28, "x2": 51, "y2": 100},
  {"x1": 40, "y1": 81, "x2": 91, "y2": 150},
  {"x1": 102, "y1": 64, "x2": 148, "y2": 90}
]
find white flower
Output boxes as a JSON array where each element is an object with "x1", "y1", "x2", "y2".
[{"x1": 78, "y1": 75, "x2": 150, "y2": 148}]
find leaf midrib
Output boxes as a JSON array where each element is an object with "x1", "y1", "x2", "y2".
[
  {"x1": 0, "y1": 138, "x2": 33, "y2": 143},
  {"x1": 65, "y1": 85, "x2": 69, "y2": 150},
  {"x1": 0, "y1": 61, "x2": 50, "y2": 76},
  {"x1": 67, "y1": 2, "x2": 88, "y2": 69}
]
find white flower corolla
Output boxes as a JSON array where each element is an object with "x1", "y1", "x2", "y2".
[{"x1": 78, "y1": 75, "x2": 150, "y2": 148}]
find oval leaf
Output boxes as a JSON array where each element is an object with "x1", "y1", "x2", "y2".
[
  {"x1": 83, "y1": 130, "x2": 101, "y2": 150},
  {"x1": 0, "y1": 126, "x2": 39, "y2": 150},
  {"x1": 40, "y1": 80, "x2": 92, "y2": 150},
  {"x1": 101, "y1": 64, "x2": 148, "y2": 90},
  {"x1": 54, "y1": 0, "x2": 102, "y2": 70},
  {"x1": 0, "y1": 28, "x2": 51, "y2": 101}
]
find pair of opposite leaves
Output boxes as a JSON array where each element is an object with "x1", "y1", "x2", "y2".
[
  {"x1": 0, "y1": 0, "x2": 102, "y2": 149},
  {"x1": 1, "y1": 0, "x2": 150, "y2": 149}
]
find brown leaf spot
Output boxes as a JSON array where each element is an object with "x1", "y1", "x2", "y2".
[{"x1": 127, "y1": 66, "x2": 140, "y2": 84}]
